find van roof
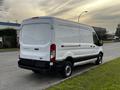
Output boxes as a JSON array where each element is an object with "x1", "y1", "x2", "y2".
[
  {"x1": 23, "y1": 16, "x2": 89, "y2": 26},
  {"x1": 22, "y1": 16, "x2": 94, "y2": 32}
]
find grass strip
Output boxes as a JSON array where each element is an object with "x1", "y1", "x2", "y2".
[
  {"x1": 46, "y1": 57, "x2": 120, "y2": 90},
  {"x1": 0, "y1": 48, "x2": 19, "y2": 52}
]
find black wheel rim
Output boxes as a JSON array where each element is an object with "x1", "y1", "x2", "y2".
[{"x1": 98, "y1": 54, "x2": 102, "y2": 63}]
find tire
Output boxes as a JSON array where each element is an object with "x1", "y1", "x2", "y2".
[
  {"x1": 95, "y1": 53, "x2": 103, "y2": 65},
  {"x1": 32, "y1": 70, "x2": 40, "y2": 73},
  {"x1": 0, "y1": 42, "x2": 3, "y2": 48},
  {"x1": 61, "y1": 61, "x2": 73, "y2": 78}
]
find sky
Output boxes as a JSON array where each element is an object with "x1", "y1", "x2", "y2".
[{"x1": 0, "y1": 0, "x2": 120, "y2": 33}]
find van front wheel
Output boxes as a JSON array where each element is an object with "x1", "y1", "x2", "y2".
[
  {"x1": 95, "y1": 53, "x2": 103, "y2": 65},
  {"x1": 61, "y1": 61, "x2": 73, "y2": 78}
]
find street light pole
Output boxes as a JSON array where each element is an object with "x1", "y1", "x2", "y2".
[{"x1": 78, "y1": 11, "x2": 88, "y2": 23}]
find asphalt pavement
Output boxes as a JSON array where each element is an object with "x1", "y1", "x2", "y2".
[{"x1": 0, "y1": 42, "x2": 120, "y2": 90}]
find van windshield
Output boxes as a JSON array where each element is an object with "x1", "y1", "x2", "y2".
[{"x1": 21, "y1": 23, "x2": 51, "y2": 45}]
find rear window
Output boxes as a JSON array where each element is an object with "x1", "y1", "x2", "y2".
[{"x1": 21, "y1": 23, "x2": 51, "y2": 45}]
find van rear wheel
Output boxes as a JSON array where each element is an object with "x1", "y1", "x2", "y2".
[
  {"x1": 61, "y1": 61, "x2": 73, "y2": 78},
  {"x1": 95, "y1": 53, "x2": 103, "y2": 65}
]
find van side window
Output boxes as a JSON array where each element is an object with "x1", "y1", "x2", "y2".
[
  {"x1": 93, "y1": 32, "x2": 99, "y2": 45},
  {"x1": 79, "y1": 29, "x2": 93, "y2": 43}
]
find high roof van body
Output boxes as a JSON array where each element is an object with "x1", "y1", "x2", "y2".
[{"x1": 18, "y1": 17, "x2": 103, "y2": 77}]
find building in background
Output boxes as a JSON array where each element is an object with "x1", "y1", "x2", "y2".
[
  {"x1": 105, "y1": 33, "x2": 115, "y2": 40},
  {"x1": 0, "y1": 22, "x2": 20, "y2": 48},
  {"x1": 115, "y1": 24, "x2": 120, "y2": 39},
  {"x1": 0, "y1": 22, "x2": 20, "y2": 37}
]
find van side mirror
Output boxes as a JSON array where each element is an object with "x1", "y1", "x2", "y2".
[
  {"x1": 93, "y1": 32, "x2": 103, "y2": 46},
  {"x1": 98, "y1": 40, "x2": 103, "y2": 46}
]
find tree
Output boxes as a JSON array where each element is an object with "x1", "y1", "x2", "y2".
[{"x1": 115, "y1": 24, "x2": 120, "y2": 38}]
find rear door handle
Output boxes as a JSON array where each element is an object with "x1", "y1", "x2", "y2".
[{"x1": 34, "y1": 48, "x2": 39, "y2": 50}]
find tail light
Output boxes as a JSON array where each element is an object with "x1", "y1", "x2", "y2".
[{"x1": 50, "y1": 44, "x2": 56, "y2": 62}]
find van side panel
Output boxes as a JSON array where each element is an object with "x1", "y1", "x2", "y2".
[
  {"x1": 54, "y1": 24, "x2": 80, "y2": 60},
  {"x1": 53, "y1": 19, "x2": 100, "y2": 61}
]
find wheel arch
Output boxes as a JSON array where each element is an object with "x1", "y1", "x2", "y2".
[
  {"x1": 99, "y1": 51, "x2": 103, "y2": 56},
  {"x1": 65, "y1": 56, "x2": 74, "y2": 65}
]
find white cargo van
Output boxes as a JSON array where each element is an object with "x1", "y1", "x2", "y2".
[{"x1": 18, "y1": 17, "x2": 103, "y2": 77}]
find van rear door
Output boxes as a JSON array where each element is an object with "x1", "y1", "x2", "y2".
[{"x1": 20, "y1": 23, "x2": 52, "y2": 61}]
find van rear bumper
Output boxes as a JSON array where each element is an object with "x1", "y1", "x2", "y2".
[{"x1": 18, "y1": 58, "x2": 64, "y2": 71}]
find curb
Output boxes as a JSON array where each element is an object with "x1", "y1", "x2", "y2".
[
  {"x1": 43, "y1": 58, "x2": 116, "y2": 90},
  {"x1": 43, "y1": 65, "x2": 98, "y2": 90}
]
